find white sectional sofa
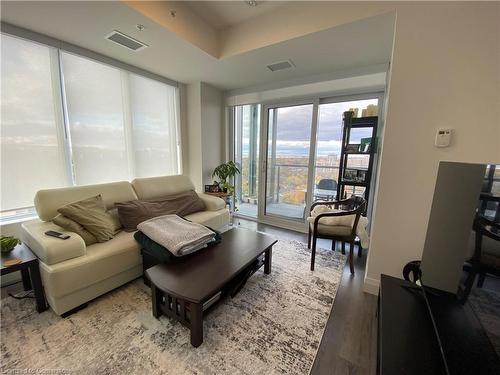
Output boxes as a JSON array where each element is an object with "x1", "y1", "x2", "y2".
[{"x1": 21, "y1": 175, "x2": 229, "y2": 315}]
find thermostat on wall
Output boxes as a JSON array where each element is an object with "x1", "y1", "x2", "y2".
[{"x1": 435, "y1": 128, "x2": 452, "y2": 148}]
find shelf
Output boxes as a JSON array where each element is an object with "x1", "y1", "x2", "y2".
[
  {"x1": 339, "y1": 181, "x2": 368, "y2": 187},
  {"x1": 351, "y1": 116, "x2": 378, "y2": 127},
  {"x1": 339, "y1": 112, "x2": 378, "y2": 206}
]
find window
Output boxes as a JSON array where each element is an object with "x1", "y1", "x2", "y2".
[
  {"x1": 129, "y1": 74, "x2": 180, "y2": 177},
  {"x1": 1, "y1": 35, "x2": 69, "y2": 213},
  {"x1": 0, "y1": 34, "x2": 180, "y2": 220},
  {"x1": 61, "y1": 52, "x2": 129, "y2": 185}
]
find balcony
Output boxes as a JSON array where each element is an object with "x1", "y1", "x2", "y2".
[{"x1": 236, "y1": 164, "x2": 365, "y2": 220}]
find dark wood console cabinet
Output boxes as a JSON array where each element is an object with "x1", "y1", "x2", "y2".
[{"x1": 378, "y1": 274, "x2": 499, "y2": 375}]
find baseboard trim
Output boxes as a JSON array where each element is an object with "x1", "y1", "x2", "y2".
[{"x1": 363, "y1": 276, "x2": 380, "y2": 295}]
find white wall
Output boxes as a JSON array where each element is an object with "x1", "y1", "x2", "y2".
[
  {"x1": 186, "y1": 82, "x2": 203, "y2": 190},
  {"x1": 364, "y1": 2, "x2": 500, "y2": 293},
  {"x1": 185, "y1": 81, "x2": 223, "y2": 190},
  {"x1": 225, "y1": 68, "x2": 387, "y2": 107},
  {"x1": 200, "y1": 82, "x2": 223, "y2": 184}
]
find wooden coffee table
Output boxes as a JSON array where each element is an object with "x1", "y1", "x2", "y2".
[{"x1": 145, "y1": 228, "x2": 277, "y2": 347}]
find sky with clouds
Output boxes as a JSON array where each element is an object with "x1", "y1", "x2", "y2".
[{"x1": 240, "y1": 99, "x2": 377, "y2": 157}]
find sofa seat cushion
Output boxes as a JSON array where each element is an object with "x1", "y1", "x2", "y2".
[
  {"x1": 184, "y1": 208, "x2": 230, "y2": 230},
  {"x1": 39, "y1": 231, "x2": 141, "y2": 298},
  {"x1": 21, "y1": 220, "x2": 86, "y2": 265}
]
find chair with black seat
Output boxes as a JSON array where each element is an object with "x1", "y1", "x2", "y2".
[
  {"x1": 459, "y1": 214, "x2": 500, "y2": 302},
  {"x1": 314, "y1": 179, "x2": 337, "y2": 201},
  {"x1": 307, "y1": 196, "x2": 366, "y2": 274}
]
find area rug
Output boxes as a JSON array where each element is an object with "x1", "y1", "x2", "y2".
[{"x1": 1, "y1": 239, "x2": 345, "y2": 375}]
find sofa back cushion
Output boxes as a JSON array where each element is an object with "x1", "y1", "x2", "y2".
[
  {"x1": 35, "y1": 181, "x2": 138, "y2": 222},
  {"x1": 132, "y1": 175, "x2": 195, "y2": 200},
  {"x1": 115, "y1": 191, "x2": 205, "y2": 232}
]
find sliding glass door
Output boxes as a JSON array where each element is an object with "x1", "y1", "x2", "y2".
[
  {"x1": 260, "y1": 102, "x2": 316, "y2": 227},
  {"x1": 233, "y1": 104, "x2": 260, "y2": 218},
  {"x1": 231, "y1": 94, "x2": 382, "y2": 231}
]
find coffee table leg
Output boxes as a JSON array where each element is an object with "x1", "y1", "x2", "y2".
[
  {"x1": 21, "y1": 268, "x2": 32, "y2": 291},
  {"x1": 190, "y1": 303, "x2": 203, "y2": 347},
  {"x1": 28, "y1": 262, "x2": 47, "y2": 313},
  {"x1": 151, "y1": 284, "x2": 162, "y2": 319},
  {"x1": 264, "y1": 247, "x2": 272, "y2": 275}
]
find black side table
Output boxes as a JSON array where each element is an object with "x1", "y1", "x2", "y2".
[{"x1": 1, "y1": 243, "x2": 47, "y2": 313}]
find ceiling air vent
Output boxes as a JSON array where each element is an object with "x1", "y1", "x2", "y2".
[
  {"x1": 105, "y1": 30, "x2": 148, "y2": 52},
  {"x1": 267, "y1": 60, "x2": 295, "y2": 72}
]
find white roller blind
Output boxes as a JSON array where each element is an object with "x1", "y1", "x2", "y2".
[
  {"x1": 1, "y1": 34, "x2": 68, "y2": 211},
  {"x1": 129, "y1": 74, "x2": 180, "y2": 177},
  {"x1": 1, "y1": 33, "x2": 182, "y2": 219},
  {"x1": 60, "y1": 52, "x2": 130, "y2": 185}
]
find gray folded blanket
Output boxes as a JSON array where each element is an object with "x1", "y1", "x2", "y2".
[{"x1": 137, "y1": 214, "x2": 215, "y2": 256}]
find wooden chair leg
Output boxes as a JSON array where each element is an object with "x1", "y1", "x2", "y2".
[
  {"x1": 341, "y1": 242, "x2": 346, "y2": 255},
  {"x1": 349, "y1": 241, "x2": 355, "y2": 274},
  {"x1": 310, "y1": 235, "x2": 317, "y2": 271},
  {"x1": 460, "y1": 267, "x2": 477, "y2": 303},
  {"x1": 331, "y1": 240, "x2": 336, "y2": 251},
  {"x1": 307, "y1": 228, "x2": 311, "y2": 249},
  {"x1": 357, "y1": 244, "x2": 362, "y2": 258},
  {"x1": 477, "y1": 272, "x2": 486, "y2": 288}
]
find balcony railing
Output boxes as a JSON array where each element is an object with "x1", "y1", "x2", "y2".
[
  {"x1": 269, "y1": 164, "x2": 339, "y2": 204},
  {"x1": 236, "y1": 163, "x2": 366, "y2": 219}
]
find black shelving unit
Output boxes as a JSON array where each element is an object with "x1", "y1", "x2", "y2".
[{"x1": 337, "y1": 112, "x2": 378, "y2": 212}]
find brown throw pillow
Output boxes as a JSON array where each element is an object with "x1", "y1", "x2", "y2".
[
  {"x1": 115, "y1": 190, "x2": 205, "y2": 232},
  {"x1": 58, "y1": 195, "x2": 115, "y2": 242},
  {"x1": 53, "y1": 214, "x2": 98, "y2": 246}
]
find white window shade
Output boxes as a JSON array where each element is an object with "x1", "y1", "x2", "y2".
[
  {"x1": 129, "y1": 74, "x2": 180, "y2": 177},
  {"x1": 60, "y1": 52, "x2": 130, "y2": 185},
  {"x1": 1, "y1": 34, "x2": 181, "y2": 219},
  {"x1": 1, "y1": 34, "x2": 68, "y2": 212}
]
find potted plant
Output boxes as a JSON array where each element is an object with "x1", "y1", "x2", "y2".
[
  {"x1": 212, "y1": 161, "x2": 241, "y2": 210},
  {"x1": 1, "y1": 235, "x2": 21, "y2": 254},
  {"x1": 212, "y1": 161, "x2": 240, "y2": 193}
]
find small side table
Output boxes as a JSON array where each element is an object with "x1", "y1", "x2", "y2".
[{"x1": 1, "y1": 244, "x2": 47, "y2": 313}]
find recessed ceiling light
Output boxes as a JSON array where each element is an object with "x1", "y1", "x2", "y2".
[{"x1": 245, "y1": 1, "x2": 258, "y2": 7}]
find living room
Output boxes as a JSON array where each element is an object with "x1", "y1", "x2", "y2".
[{"x1": 1, "y1": 1, "x2": 499, "y2": 374}]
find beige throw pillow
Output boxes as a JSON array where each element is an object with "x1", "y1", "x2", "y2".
[
  {"x1": 53, "y1": 214, "x2": 97, "y2": 246},
  {"x1": 58, "y1": 195, "x2": 115, "y2": 243},
  {"x1": 107, "y1": 208, "x2": 122, "y2": 234}
]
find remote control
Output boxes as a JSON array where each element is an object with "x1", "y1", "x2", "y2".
[{"x1": 45, "y1": 230, "x2": 70, "y2": 240}]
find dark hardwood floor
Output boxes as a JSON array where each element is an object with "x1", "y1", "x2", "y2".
[{"x1": 233, "y1": 217, "x2": 378, "y2": 375}]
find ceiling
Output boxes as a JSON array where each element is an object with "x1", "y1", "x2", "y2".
[
  {"x1": 184, "y1": 1, "x2": 288, "y2": 30},
  {"x1": 0, "y1": 1, "x2": 395, "y2": 91}
]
